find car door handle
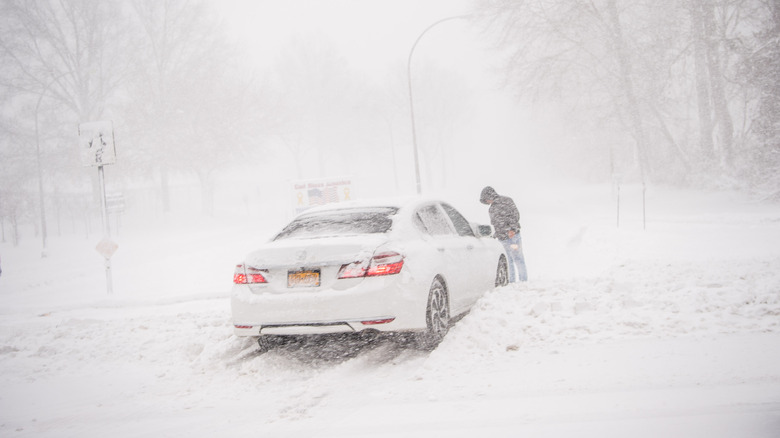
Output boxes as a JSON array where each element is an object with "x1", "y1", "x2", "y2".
[
  {"x1": 466, "y1": 244, "x2": 474, "y2": 250},
  {"x1": 437, "y1": 247, "x2": 445, "y2": 252}
]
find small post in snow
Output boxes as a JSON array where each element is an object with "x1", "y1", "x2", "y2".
[{"x1": 79, "y1": 121, "x2": 118, "y2": 294}]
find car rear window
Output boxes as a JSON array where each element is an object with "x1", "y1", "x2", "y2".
[{"x1": 274, "y1": 207, "x2": 398, "y2": 240}]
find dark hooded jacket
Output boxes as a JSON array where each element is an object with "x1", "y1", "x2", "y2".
[{"x1": 480, "y1": 186, "x2": 520, "y2": 240}]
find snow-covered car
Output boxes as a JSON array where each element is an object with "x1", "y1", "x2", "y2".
[{"x1": 231, "y1": 197, "x2": 508, "y2": 350}]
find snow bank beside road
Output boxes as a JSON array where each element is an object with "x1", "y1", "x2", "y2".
[{"x1": 449, "y1": 256, "x2": 780, "y2": 357}]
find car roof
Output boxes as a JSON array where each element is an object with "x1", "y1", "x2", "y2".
[{"x1": 295, "y1": 196, "x2": 442, "y2": 218}]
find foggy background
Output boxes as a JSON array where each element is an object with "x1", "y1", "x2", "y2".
[
  {"x1": 1, "y1": 0, "x2": 778, "y2": 247},
  {"x1": 2, "y1": 3, "x2": 780, "y2": 435}
]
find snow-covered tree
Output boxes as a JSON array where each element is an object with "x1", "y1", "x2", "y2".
[
  {"x1": 475, "y1": 0, "x2": 778, "y2": 188},
  {"x1": 741, "y1": 0, "x2": 780, "y2": 194}
]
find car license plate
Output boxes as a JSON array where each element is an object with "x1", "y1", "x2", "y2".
[{"x1": 287, "y1": 270, "x2": 320, "y2": 287}]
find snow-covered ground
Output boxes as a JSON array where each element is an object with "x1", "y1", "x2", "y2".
[{"x1": 1, "y1": 184, "x2": 779, "y2": 437}]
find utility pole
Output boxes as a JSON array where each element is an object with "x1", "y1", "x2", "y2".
[{"x1": 407, "y1": 15, "x2": 471, "y2": 195}]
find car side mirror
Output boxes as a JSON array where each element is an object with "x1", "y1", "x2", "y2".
[{"x1": 476, "y1": 225, "x2": 493, "y2": 237}]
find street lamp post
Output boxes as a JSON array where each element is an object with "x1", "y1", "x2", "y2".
[{"x1": 407, "y1": 14, "x2": 471, "y2": 195}]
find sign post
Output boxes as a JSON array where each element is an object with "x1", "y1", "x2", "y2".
[{"x1": 79, "y1": 121, "x2": 117, "y2": 294}]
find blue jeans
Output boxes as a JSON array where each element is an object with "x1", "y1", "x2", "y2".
[{"x1": 500, "y1": 232, "x2": 527, "y2": 282}]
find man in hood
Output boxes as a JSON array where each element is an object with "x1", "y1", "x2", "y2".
[{"x1": 480, "y1": 186, "x2": 527, "y2": 282}]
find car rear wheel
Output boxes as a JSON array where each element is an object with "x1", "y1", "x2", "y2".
[
  {"x1": 496, "y1": 255, "x2": 509, "y2": 287},
  {"x1": 414, "y1": 277, "x2": 450, "y2": 350}
]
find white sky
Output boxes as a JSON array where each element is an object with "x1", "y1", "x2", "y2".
[
  {"x1": 214, "y1": 0, "x2": 497, "y2": 79},
  {"x1": 209, "y1": 0, "x2": 588, "y2": 203},
  {"x1": 211, "y1": 0, "x2": 545, "y2": 197}
]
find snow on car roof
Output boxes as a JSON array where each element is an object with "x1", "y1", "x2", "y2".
[{"x1": 295, "y1": 196, "x2": 441, "y2": 218}]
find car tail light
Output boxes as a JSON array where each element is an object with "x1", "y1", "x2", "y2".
[
  {"x1": 361, "y1": 318, "x2": 395, "y2": 325},
  {"x1": 337, "y1": 259, "x2": 369, "y2": 279},
  {"x1": 366, "y1": 252, "x2": 404, "y2": 276},
  {"x1": 338, "y1": 252, "x2": 404, "y2": 279},
  {"x1": 233, "y1": 264, "x2": 267, "y2": 284}
]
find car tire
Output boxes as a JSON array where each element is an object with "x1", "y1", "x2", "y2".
[
  {"x1": 414, "y1": 277, "x2": 450, "y2": 350},
  {"x1": 496, "y1": 255, "x2": 509, "y2": 287}
]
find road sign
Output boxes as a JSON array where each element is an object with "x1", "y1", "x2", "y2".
[
  {"x1": 79, "y1": 121, "x2": 116, "y2": 167},
  {"x1": 95, "y1": 238, "x2": 118, "y2": 259},
  {"x1": 291, "y1": 177, "x2": 354, "y2": 216},
  {"x1": 106, "y1": 192, "x2": 125, "y2": 214}
]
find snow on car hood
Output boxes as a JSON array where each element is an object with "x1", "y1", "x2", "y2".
[{"x1": 244, "y1": 234, "x2": 390, "y2": 268}]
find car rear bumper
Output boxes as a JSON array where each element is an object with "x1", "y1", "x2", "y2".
[{"x1": 231, "y1": 274, "x2": 427, "y2": 336}]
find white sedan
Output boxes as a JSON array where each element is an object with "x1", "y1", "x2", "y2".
[{"x1": 231, "y1": 197, "x2": 508, "y2": 349}]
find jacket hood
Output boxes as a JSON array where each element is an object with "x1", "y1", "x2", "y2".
[{"x1": 480, "y1": 186, "x2": 498, "y2": 204}]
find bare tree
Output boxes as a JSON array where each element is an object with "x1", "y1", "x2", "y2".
[
  {"x1": 0, "y1": 118, "x2": 31, "y2": 245},
  {"x1": 478, "y1": 0, "x2": 777, "y2": 186},
  {"x1": 0, "y1": 0, "x2": 134, "y2": 245},
  {"x1": 689, "y1": 0, "x2": 717, "y2": 163},
  {"x1": 124, "y1": 0, "x2": 268, "y2": 215},
  {"x1": 690, "y1": 0, "x2": 736, "y2": 168},
  {"x1": 409, "y1": 59, "x2": 477, "y2": 191},
  {"x1": 126, "y1": 0, "x2": 215, "y2": 213},
  {"x1": 0, "y1": 0, "x2": 130, "y2": 122},
  {"x1": 605, "y1": 0, "x2": 650, "y2": 180},
  {"x1": 269, "y1": 34, "x2": 363, "y2": 180},
  {"x1": 741, "y1": 0, "x2": 780, "y2": 193},
  {"x1": 476, "y1": 0, "x2": 655, "y2": 180}
]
